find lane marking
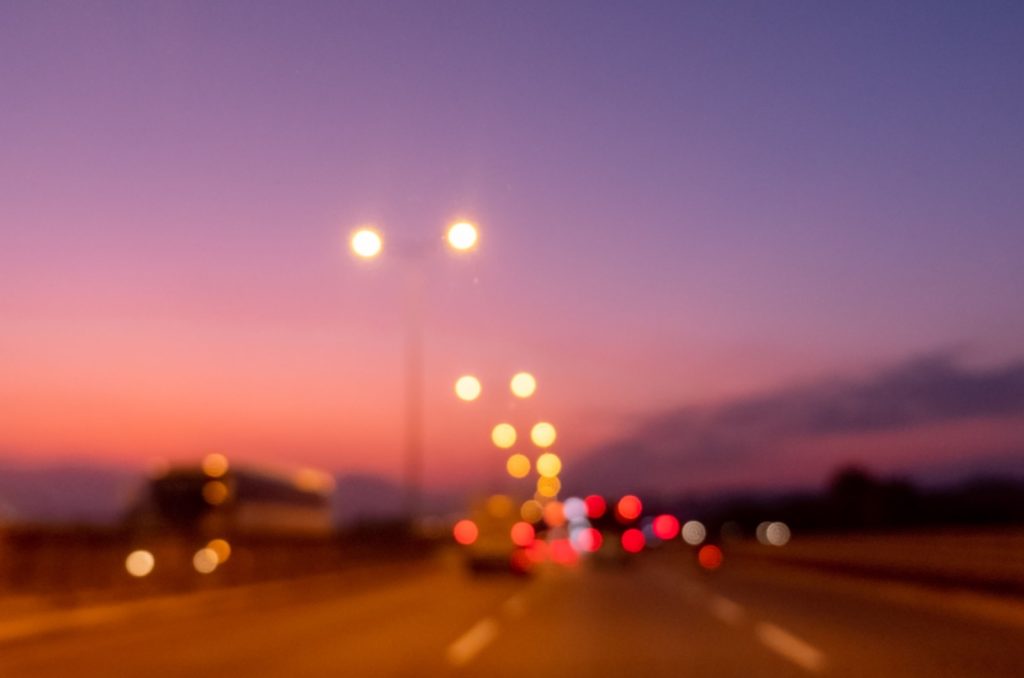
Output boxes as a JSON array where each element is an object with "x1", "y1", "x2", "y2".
[
  {"x1": 708, "y1": 595, "x2": 744, "y2": 626},
  {"x1": 446, "y1": 616, "x2": 499, "y2": 667},
  {"x1": 755, "y1": 622, "x2": 826, "y2": 673}
]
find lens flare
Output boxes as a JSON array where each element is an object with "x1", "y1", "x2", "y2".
[
  {"x1": 454, "y1": 375, "x2": 482, "y2": 401},
  {"x1": 491, "y1": 423, "x2": 517, "y2": 449},
  {"x1": 530, "y1": 422, "x2": 557, "y2": 448},
  {"x1": 509, "y1": 372, "x2": 537, "y2": 398}
]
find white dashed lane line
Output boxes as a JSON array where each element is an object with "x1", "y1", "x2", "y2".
[
  {"x1": 755, "y1": 621, "x2": 827, "y2": 672},
  {"x1": 708, "y1": 595, "x2": 745, "y2": 626},
  {"x1": 446, "y1": 616, "x2": 500, "y2": 667}
]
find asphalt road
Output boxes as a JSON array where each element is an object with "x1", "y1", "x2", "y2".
[{"x1": 1, "y1": 548, "x2": 1022, "y2": 677}]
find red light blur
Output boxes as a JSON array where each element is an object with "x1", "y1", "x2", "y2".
[
  {"x1": 616, "y1": 495, "x2": 643, "y2": 522},
  {"x1": 698, "y1": 544, "x2": 723, "y2": 570},
  {"x1": 577, "y1": 527, "x2": 603, "y2": 552},
  {"x1": 621, "y1": 528, "x2": 645, "y2": 553},
  {"x1": 509, "y1": 548, "x2": 533, "y2": 574},
  {"x1": 584, "y1": 494, "x2": 607, "y2": 519},
  {"x1": 550, "y1": 538, "x2": 580, "y2": 566},
  {"x1": 510, "y1": 521, "x2": 535, "y2": 547},
  {"x1": 453, "y1": 519, "x2": 478, "y2": 545},
  {"x1": 652, "y1": 514, "x2": 680, "y2": 540},
  {"x1": 526, "y1": 539, "x2": 548, "y2": 563}
]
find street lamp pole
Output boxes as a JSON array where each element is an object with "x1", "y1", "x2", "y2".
[{"x1": 350, "y1": 222, "x2": 478, "y2": 523}]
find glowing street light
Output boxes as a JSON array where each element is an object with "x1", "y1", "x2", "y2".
[
  {"x1": 350, "y1": 227, "x2": 383, "y2": 258},
  {"x1": 491, "y1": 423, "x2": 517, "y2": 449},
  {"x1": 446, "y1": 221, "x2": 478, "y2": 252},
  {"x1": 536, "y1": 452, "x2": 562, "y2": 478},
  {"x1": 509, "y1": 372, "x2": 537, "y2": 399},
  {"x1": 530, "y1": 422, "x2": 557, "y2": 448},
  {"x1": 347, "y1": 219, "x2": 480, "y2": 519},
  {"x1": 454, "y1": 375, "x2": 482, "y2": 402}
]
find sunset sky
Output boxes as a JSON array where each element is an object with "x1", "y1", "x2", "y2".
[{"x1": 2, "y1": 2, "x2": 1023, "y2": 494}]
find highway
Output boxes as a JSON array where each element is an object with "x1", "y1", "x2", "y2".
[{"x1": 1, "y1": 548, "x2": 1022, "y2": 677}]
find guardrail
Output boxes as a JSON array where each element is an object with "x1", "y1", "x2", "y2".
[
  {"x1": 0, "y1": 525, "x2": 433, "y2": 600},
  {"x1": 726, "y1": 527, "x2": 1024, "y2": 595}
]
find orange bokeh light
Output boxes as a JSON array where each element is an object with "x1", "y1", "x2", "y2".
[
  {"x1": 510, "y1": 521, "x2": 536, "y2": 547},
  {"x1": 616, "y1": 495, "x2": 642, "y2": 522},
  {"x1": 453, "y1": 519, "x2": 478, "y2": 545},
  {"x1": 698, "y1": 544, "x2": 724, "y2": 570}
]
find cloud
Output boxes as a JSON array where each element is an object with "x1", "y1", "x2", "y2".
[{"x1": 569, "y1": 353, "x2": 1024, "y2": 494}]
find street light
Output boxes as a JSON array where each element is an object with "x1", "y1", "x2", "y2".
[
  {"x1": 350, "y1": 227, "x2": 383, "y2": 259},
  {"x1": 348, "y1": 220, "x2": 480, "y2": 520}
]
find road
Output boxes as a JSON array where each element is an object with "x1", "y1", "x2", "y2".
[{"x1": 1, "y1": 547, "x2": 1022, "y2": 676}]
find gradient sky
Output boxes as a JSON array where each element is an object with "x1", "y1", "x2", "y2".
[{"x1": 2, "y1": 1, "x2": 1023, "y2": 491}]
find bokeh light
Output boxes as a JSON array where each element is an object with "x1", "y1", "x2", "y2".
[
  {"x1": 509, "y1": 372, "x2": 537, "y2": 398},
  {"x1": 681, "y1": 520, "x2": 707, "y2": 545},
  {"x1": 550, "y1": 539, "x2": 579, "y2": 566},
  {"x1": 535, "y1": 452, "x2": 562, "y2": 478},
  {"x1": 520, "y1": 500, "x2": 543, "y2": 523},
  {"x1": 486, "y1": 494, "x2": 513, "y2": 518},
  {"x1": 453, "y1": 519, "x2": 479, "y2": 545},
  {"x1": 562, "y1": 497, "x2": 587, "y2": 523},
  {"x1": 193, "y1": 548, "x2": 219, "y2": 574},
  {"x1": 652, "y1": 514, "x2": 680, "y2": 540},
  {"x1": 543, "y1": 500, "x2": 566, "y2": 527},
  {"x1": 506, "y1": 453, "x2": 531, "y2": 479},
  {"x1": 350, "y1": 227, "x2": 383, "y2": 258},
  {"x1": 491, "y1": 423, "x2": 517, "y2": 449},
  {"x1": 202, "y1": 480, "x2": 229, "y2": 506},
  {"x1": 125, "y1": 550, "x2": 155, "y2": 577},
  {"x1": 202, "y1": 453, "x2": 229, "y2": 478},
  {"x1": 454, "y1": 375, "x2": 482, "y2": 401},
  {"x1": 698, "y1": 544, "x2": 724, "y2": 570},
  {"x1": 207, "y1": 538, "x2": 231, "y2": 564},
  {"x1": 585, "y1": 495, "x2": 607, "y2": 519},
  {"x1": 621, "y1": 528, "x2": 646, "y2": 553},
  {"x1": 766, "y1": 521, "x2": 791, "y2": 546},
  {"x1": 756, "y1": 521, "x2": 772, "y2": 545},
  {"x1": 536, "y1": 476, "x2": 561, "y2": 498},
  {"x1": 576, "y1": 527, "x2": 603, "y2": 553},
  {"x1": 616, "y1": 495, "x2": 642, "y2": 522},
  {"x1": 446, "y1": 221, "x2": 478, "y2": 251},
  {"x1": 510, "y1": 521, "x2": 535, "y2": 547},
  {"x1": 530, "y1": 422, "x2": 557, "y2": 448}
]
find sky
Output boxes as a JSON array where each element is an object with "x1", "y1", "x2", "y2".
[{"x1": 2, "y1": 1, "x2": 1023, "y2": 495}]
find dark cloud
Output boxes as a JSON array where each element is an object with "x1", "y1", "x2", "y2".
[{"x1": 569, "y1": 353, "x2": 1024, "y2": 494}]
